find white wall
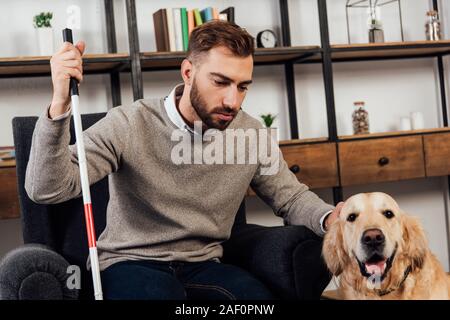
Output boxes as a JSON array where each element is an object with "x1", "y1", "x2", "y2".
[{"x1": 0, "y1": 0, "x2": 449, "y2": 275}]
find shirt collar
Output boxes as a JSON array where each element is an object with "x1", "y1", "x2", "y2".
[{"x1": 164, "y1": 84, "x2": 199, "y2": 135}]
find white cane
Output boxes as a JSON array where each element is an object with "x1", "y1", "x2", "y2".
[{"x1": 62, "y1": 28, "x2": 103, "y2": 300}]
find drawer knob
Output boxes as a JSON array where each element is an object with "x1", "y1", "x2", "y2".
[
  {"x1": 289, "y1": 164, "x2": 301, "y2": 174},
  {"x1": 378, "y1": 157, "x2": 390, "y2": 166}
]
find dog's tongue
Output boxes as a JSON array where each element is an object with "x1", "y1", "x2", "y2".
[{"x1": 365, "y1": 260, "x2": 386, "y2": 275}]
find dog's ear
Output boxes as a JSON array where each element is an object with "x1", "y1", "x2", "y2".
[
  {"x1": 322, "y1": 221, "x2": 348, "y2": 276},
  {"x1": 401, "y1": 214, "x2": 428, "y2": 271}
]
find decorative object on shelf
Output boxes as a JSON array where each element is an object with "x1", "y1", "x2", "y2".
[
  {"x1": 410, "y1": 112, "x2": 425, "y2": 130},
  {"x1": 256, "y1": 29, "x2": 278, "y2": 48},
  {"x1": 0, "y1": 148, "x2": 15, "y2": 162},
  {"x1": 425, "y1": 10, "x2": 442, "y2": 41},
  {"x1": 352, "y1": 101, "x2": 369, "y2": 135},
  {"x1": 400, "y1": 117, "x2": 412, "y2": 131},
  {"x1": 367, "y1": 4, "x2": 384, "y2": 43},
  {"x1": 260, "y1": 113, "x2": 277, "y2": 128},
  {"x1": 345, "y1": 0, "x2": 404, "y2": 44},
  {"x1": 33, "y1": 12, "x2": 54, "y2": 56}
]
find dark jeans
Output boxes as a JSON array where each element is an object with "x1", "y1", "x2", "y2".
[{"x1": 101, "y1": 259, "x2": 275, "y2": 300}]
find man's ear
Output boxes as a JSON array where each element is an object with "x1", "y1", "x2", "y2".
[
  {"x1": 181, "y1": 59, "x2": 193, "y2": 86},
  {"x1": 401, "y1": 214, "x2": 428, "y2": 271},
  {"x1": 322, "y1": 221, "x2": 348, "y2": 276}
]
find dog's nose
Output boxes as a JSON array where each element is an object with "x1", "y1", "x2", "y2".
[{"x1": 362, "y1": 229, "x2": 385, "y2": 248}]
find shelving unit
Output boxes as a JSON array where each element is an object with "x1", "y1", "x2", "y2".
[
  {"x1": 338, "y1": 127, "x2": 450, "y2": 141},
  {"x1": 300, "y1": 40, "x2": 450, "y2": 63},
  {"x1": 1, "y1": 0, "x2": 450, "y2": 220},
  {"x1": 0, "y1": 53, "x2": 130, "y2": 78},
  {"x1": 139, "y1": 46, "x2": 321, "y2": 71}
]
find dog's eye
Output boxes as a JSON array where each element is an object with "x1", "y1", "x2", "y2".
[
  {"x1": 383, "y1": 210, "x2": 395, "y2": 219},
  {"x1": 347, "y1": 213, "x2": 358, "y2": 222}
]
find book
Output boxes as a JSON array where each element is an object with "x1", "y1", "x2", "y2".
[
  {"x1": 166, "y1": 8, "x2": 176, "y2": 51},
  {"x1": 220, "y1": 7, "x2": 234, "y2": 23},
  {"x1": 187, "y1": 10, "x2": 195, "y2": 35},
  {"x1": 0, "y1": 147, "x2": 15, "y2": 161},
  {"x1": 172, "y1": 8, "x2": 184, "y2": 51},
  {"x1": 212, "y1": 8, "x2": 219, "y2": 20},
  {"x1": 193, "y1": 9, "x2": 203, "y2": 26},
  {"x1": 200, "y1": 7, "x2": 213, "y2": 22},
  {"x1": 153, "y1": 8, "x2": 170, "y2": 51},
  {"x1": 181, "y1": 8, "x2": 189, "y2": 51}
]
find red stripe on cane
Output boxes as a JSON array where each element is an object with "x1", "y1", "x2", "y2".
[{"x1": 84, "y1": 203, "x2": 97, "y2": 248}]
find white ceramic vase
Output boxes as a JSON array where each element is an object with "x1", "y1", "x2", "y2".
[{"x1": 36, "y1": 27, "x2": 54, "y2": 56}]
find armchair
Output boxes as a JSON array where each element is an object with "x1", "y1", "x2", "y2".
[{"x1": 0, "y1": 112, "x2": 331, "y2": 300}]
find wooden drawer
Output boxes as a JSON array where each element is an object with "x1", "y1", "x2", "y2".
[
  {"x1": 0, "y1": 167, "x2": 20, "y2": 219},
  {"x1": 280, "y1": 142, "x2": 339, "y2": 189},
  {"x1": 424, "y1": 132, "x2": 450, "y2": 177},
  {"x1": 339, "y1": 136, "x2": 425, "y2": 186}
]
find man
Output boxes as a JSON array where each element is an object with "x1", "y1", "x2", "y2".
[{"x1": 25, "y1": 20, "x2": 343, "y2": 300}]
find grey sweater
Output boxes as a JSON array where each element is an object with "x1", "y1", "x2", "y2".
[{"x1": 25, "y1": 98, "x2": 334, "y2": 271}]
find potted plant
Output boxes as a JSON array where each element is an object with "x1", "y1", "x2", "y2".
[
  {"x1": 260, "y1": 113, "x2": 277, "y2": 128},
  {"x1": 33, "y1": 12, "x2": 54, "y2": 56}
]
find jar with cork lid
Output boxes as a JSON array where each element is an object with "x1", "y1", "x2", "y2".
[
  {"x1": 425, "y1": 10, "x2": 442, "y2": 41},
  {"x1": 352, "y1": 101, "x2": 370, "y2": 135}
]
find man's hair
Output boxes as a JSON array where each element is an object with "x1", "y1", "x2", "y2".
[{"x1": 187, "y1": 20, "x2": 255, "y2": 64}]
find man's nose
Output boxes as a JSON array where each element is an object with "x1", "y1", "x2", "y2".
[
  {"x1": 223, "y1": 87, "x2": 239, "y2": 110},
  {"x1": 361, "y1": 228, "x2": 385, "y2": 248}
]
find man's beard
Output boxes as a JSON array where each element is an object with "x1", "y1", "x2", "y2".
[{"x1": 190, "y1": 79, "x2": 237, "y2": 131}]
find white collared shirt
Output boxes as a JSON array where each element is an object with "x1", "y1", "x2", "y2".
[{"x1": 164, "y1": 84, "x2": 201, "y2": 136}]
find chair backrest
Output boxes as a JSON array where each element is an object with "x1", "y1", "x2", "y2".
[{"x1": 12, "y1": 112, "x2": 247, "y2": 299}]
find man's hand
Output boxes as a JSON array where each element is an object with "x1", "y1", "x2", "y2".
[
  {"x1": 324, "y1": 201, "x2": 345, "y2": 231},
  {"x1": 49, "y1": 41, "x2": 86, "y2": 119}
]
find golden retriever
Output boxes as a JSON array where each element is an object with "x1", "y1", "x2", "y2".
[{"x1": 323, "y1": 192, "x2": 450, "y2": 299}]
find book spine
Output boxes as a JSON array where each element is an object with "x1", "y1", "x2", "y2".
[
  {"x1": 181, "y1": 8, "x2": 189, "y2": 51},
  {"x1": 193, "y1": 9, "x2": 203, "y2": 26},
  {"x1": 172, "y1": 8, "x2": 183, "y2": 51},
  {"x1": 212, "y1": 8, "x2": 219, "y2": 20},
  {"x1": 188, "y1": 10, "x2": 195, "y2": 35},
  {"x1": 152, "y1": 8, "x2": 170, "y2": 52},
  {"x1": 166, "y1": 8, "x2": 176, "y2": 51}
]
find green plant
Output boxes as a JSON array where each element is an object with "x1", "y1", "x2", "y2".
[
  {"x1": 33, "y1": 12, "x2": 53, "y2": 28},
  {"x1": 260, "y1": 113, "x2": 277, "y2": 128}
]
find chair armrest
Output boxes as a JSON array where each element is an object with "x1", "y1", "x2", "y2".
[
  {"x1": 0, "y1": 244, "x2": 79, "y2": 300},
  {"x1": 222, "y1": 224, "x2": 331, "y2": 300}
]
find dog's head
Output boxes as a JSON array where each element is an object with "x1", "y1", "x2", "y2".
[{"x1": 323, "y1": 192, "x2": 428, "y2": 283}]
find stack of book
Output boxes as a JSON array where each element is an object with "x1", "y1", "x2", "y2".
[
  {"x1": 0, "y1": 147, "x2": 15, "y2": 167},
  {"x1": 153, "y1": 7, "x2": 235, "y2": 52}
]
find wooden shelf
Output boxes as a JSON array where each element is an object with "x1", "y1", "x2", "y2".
[
  {"x1": 338, "y1": 127, "x2": 450, "y2": 141},
  {"x1": 279, "y1": 137, "x2": 329, "y2": 146},
  {"x1": 330, "y1": 40, "x2": 450, "y2": 62},
  {"x1": 140, "y1": 46, "x2": 321, "y2": 71},
  {"x1": 0, "y1": 53, "x2": 130, "y2": 77}
]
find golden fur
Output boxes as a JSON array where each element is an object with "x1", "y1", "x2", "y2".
[{"x1": 323, "y1": 192, "x2": 450, "y2": 300}]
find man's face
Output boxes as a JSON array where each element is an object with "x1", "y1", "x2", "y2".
[{"x1": 189, "y1": 46, "x2": 254, "y2": 130}]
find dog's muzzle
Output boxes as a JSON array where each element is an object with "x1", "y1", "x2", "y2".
[{"x1": 355, "y1": 243, "x2": 398, "y2": 281}]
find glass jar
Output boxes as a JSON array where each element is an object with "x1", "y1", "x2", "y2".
[
  {"x1": 367, "y1": 5, "x2": 384, "y2": 43},
  {"x1": 352, "y1": 101, "x2": 370, "y2": 135},
  {"x1": 425, "y1": 10, "x2": 442, "y2": 41}
]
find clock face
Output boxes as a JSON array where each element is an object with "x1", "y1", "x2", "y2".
[{"x1": 258, "y1": 30, "x2": 277, "y2": 48}]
